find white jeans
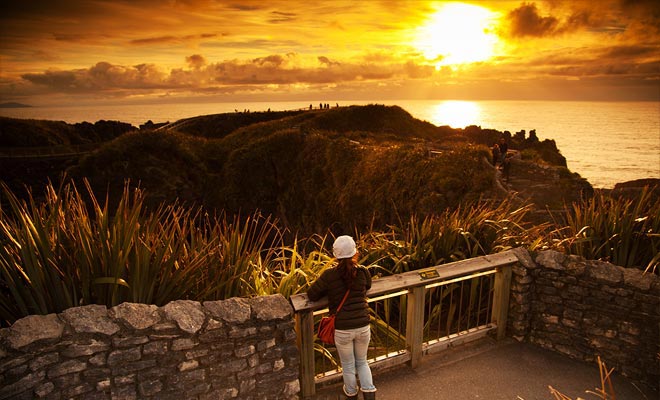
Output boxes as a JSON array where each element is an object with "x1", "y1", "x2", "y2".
[{"x1": 334, "y1": 325, "x2": 377, "y2": 396}]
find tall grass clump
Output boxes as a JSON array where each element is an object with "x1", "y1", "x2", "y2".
[
  {"x1": 551, "y1": 187, "x2": 660, "y2": 273},
  {"x1": 0, "y1": 181, "x2": 287, "y2": 325},
  {"x1": 361, "y1": 198, "x2": 548, "y2": 275}
]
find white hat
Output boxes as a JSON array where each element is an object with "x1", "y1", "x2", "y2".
[{"x1": 333, "y1": 235, "x2": 357, "y2": 259}]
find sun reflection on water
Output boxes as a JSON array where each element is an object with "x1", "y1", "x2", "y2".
[{"x1": 430, "y1": 101, "x2": 481, "y2": 128}]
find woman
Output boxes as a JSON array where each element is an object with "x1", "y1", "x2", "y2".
[{"x1": 307, "y1": 235, "x2": 377, "y2": 400}]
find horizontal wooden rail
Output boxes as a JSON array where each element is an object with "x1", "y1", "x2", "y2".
[{"x1": 290, "y1": 250, "x2": 518, "y2": 312}]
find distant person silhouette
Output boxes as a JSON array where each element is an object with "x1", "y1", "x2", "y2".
[
  {"x1": 498, "y1": 138, "x2": 508, "y2": 165},
  {"x1": 491, "y1": 143, "x2": 501, "y2": 167}
]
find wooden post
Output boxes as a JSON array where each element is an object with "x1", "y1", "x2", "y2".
[
  {"x1": 296, "y1": 310, "x2": 316, "y2": 397},
  {"x1": 405, "y1": 285, "x2": 425, "y2": 368},
  {"x1": 492, "y1": 265, "x2": 512, "y2": 340}
]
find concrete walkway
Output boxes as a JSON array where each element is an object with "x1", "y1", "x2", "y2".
[{"x1": 312, "y1": 338, "x2": 657, "y2": 400}]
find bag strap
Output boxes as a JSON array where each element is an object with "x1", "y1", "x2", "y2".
[{"x1": 335, "y1": 289, "x2": 351, "y2": 314}]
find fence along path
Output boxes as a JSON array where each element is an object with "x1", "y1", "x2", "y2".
[{"x1": 290, "y1": 250, "x2": 517, "y2": 398}]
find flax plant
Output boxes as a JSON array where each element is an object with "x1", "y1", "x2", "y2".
[
  {"x1": 551, "y1": 187, "x2": 660, "y2": 272},
  {"x1": 0, "y1": 181, "x2": 291, "y2": 325},
  {"x1": 246, "y1": 235, "x2": 334, "y2": 297},
  {"x1": 361, "y1": 199, "x2": 545, "y2": 275}
]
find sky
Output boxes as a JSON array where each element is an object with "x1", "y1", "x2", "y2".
[{"x1": 1, "y1": 0, "x2": 659, "y2": 106}]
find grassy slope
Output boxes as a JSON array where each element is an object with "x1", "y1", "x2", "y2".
[{"x1": 2, "y1": 105, "x2": 588, "y2": 234}]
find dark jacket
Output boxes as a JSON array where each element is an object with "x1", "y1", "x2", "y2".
[{"x1": 307, "y1": 265, "x2": 372, "y2": 330}]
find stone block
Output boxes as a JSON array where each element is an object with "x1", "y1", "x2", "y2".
[
  {"x1": 29, "y1": 353, "x2": 59, "y2": 372},
  {"x1": 162, "y1": 300, "x2": 206, "y2": 334},
  {"x1": 111, "y1": 384, "x2": 136, "y2": 400},
  {"x1": 565, "y1": 260, "x2": 587, "y2": 276},
  {"x1": 512, "y1": 248, "x2": 536, "y2": 270},
  {"x1": 185, "y1": 348, "x2": 209, "y2": 359},
  {"x1": 62, "y1": 304, "x2": 119, "y2": 335},
  {"x1": 228, "y1": 326, "x2": 257, "y2": 338},
  {"x1": 62, "y1": 383, "x2": 93, "y2": 398},
  {"x1": 110, "y1": 303, "x2": 161, "y2": 330},
  {"x1": 107, "y1": 347, "x2": 141, "y2": 367},
  {"x1": 143, "y1": 341, "x2": 168, "y2": 356},
  {"x1": 535, "y1": 250, "x2": 566, "y2": 271},
  {"x1": 178, "y1": 360, "x2": 199, "y2": 371},
  {"x1": 115, "y1": 374, "x2": 135, "y2": 385},
  {"x1": 283, "y1": 379, "x2": 301, "y2": 398},
  {"x1": 250, "y1": 294, "x2": 293, "y2": 321},
  {"x1": 6, "y1": 314, "x2": 64, "y2": 349},
  {"x1": 0, "y1": 370, "x2": 45, "y2": 399},
  {"x1": 586, "y1": 261, "x2": 623, "y2": 285},
  {"x1": 111, "y1": 359, "x2": 157, "y2": 375},
  {"x1": 199, "y1": 328, "x2": 227, "y2": 342},
  {"x1": 138, "y1": 378, "x2": 163, "y2": 396},
  {"x1": 34, "y1": 381, "x2": 55, "y2": 397},
  {"x1": 112, "y1": 336, "x2": 149, "y2": 348},
  {"x1": 235, "y1": 344, "x2": 256, "y2": 358},
  {"x1": 171, "y1": 337, "x2": 197, "y2": 351},
  {"x1": 62, "y1": 339, "x2": 110, "y2": 358},
  {"x1": 47, "y1": 359, "x2": 87, "y2": 378},
  {"x1": 204, "y1": 298, "x2": 251, "y2": 324},
  {"x1": 622, "y1": 268, "x2": 653, "y2": 291},
  {"x1": 89, "y1": 352, "x2": 107, "y2": 367}
]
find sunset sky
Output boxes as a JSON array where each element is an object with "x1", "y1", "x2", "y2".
[{"x1": 1, "y1": 0, "x2": 658, "y2": 106}]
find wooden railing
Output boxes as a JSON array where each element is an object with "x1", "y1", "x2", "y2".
[{"x1": 290, "y1": 250, "x2": 518, "y2": 397}]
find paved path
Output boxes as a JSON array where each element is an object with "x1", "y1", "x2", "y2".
[{"x1": 312, "y1": 338, "x2": 657, "y2": 400}]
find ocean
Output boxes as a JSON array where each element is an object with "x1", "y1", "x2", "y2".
[{"x1": 1, "y1": 99, "x2": 658, "y2": 189}]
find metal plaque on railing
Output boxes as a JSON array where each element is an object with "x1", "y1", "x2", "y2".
[{"x1": 418, "y1": 269, "x2": 439, "y2": 280}]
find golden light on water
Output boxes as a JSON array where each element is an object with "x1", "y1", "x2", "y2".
[
  {"x1": 431, "y1": 101, "x2": 481, "y2": 128},
  {"x1": 415, "y1": 2, "x2": 500, "y2": 67}
]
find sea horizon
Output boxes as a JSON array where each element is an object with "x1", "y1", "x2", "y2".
[{"x1": 1, "y1": 99, "x2": 659, "y2": 189}]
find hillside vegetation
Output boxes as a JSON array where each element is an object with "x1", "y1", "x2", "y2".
[
  {"x1": 2, "y1": 105, "x2": 658, "y2": 326},
  {"x1": 2, "y1": 105, "x2": 586, "y2": 234}
]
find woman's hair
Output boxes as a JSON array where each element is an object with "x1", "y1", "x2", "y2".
[{"x1": 337, "y1": 257, "x2": 357, "y2": 286}]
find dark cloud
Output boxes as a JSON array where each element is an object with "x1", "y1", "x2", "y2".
[
  {"x1": 18, "y1": 53, "x2": 436, "y2": 96},
  {"x1": 186, "y1": 54, "x2": 207, "y2": 69},
  {"x1": 130, "y1": 33, "x2": 217, "y2": 45},
  {"x1": 21, "y1": 62, "x2": 168, "y2": 93},
  {"x1": 505, "y1": 3, "x2": 561, "y2": 37},
  {"x1": 318, "y1": 56, "x2": 340, "y2": 67},
  {"x1": 22, "y1": 70, "x2": 77, "y2": 89},
  {"x1": 252, "y1": 55, "x2": 286, "y2": 66},
  {"x1": 601, "y1": 45, "x2": 659, "y2": 59}
]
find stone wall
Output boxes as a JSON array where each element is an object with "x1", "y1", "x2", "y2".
[
  {"x1": 0, "y1": 295, "x2": 300, "y2": 400},
  {"x1": 508, "y1": 248, "x2": 660, "y2": 390}
]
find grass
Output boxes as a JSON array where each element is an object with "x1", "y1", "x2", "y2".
[
  {"x1": 548, "y1": 357, "x2": 617, "y2": 400},
  {"x1": 1, "y1": 180, "x2": 657, "y2": 326},
  {"x1": 550, "y1": 186, "x2": 660, "y2": 272}
]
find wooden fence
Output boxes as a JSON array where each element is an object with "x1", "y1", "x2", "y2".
[{"x1": 290, "y1": 250, "x2": 517, "y2": 397}]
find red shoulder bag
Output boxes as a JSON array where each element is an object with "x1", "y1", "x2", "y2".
[{"x1": 317, "y1": 289, "x2": 350, "y2": 345}]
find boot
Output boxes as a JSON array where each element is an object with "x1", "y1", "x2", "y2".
[{"x1": 362, "y1": 391, "x2": 376, "y2": 400}]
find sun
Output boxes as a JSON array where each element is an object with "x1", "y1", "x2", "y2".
[{"x1": 415, "y1": 2, "x2": 500, "y2": 67}]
